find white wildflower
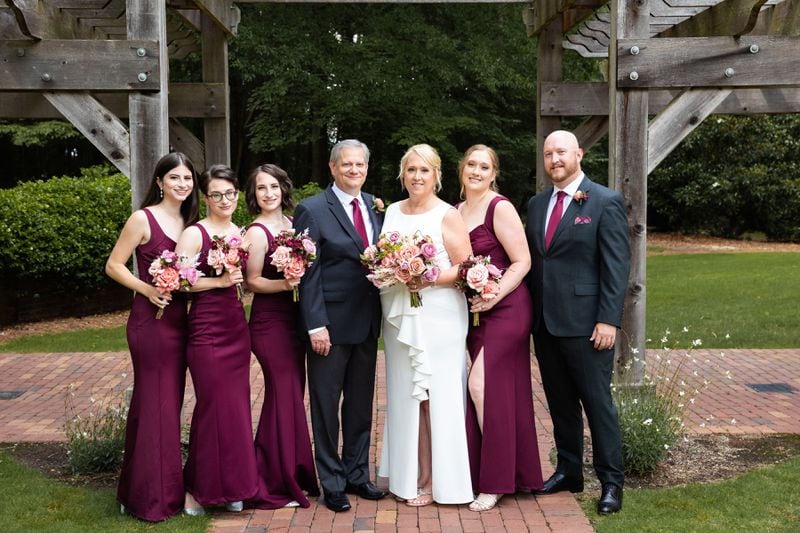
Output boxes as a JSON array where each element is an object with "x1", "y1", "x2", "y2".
[{"x1": 642, "y1": 418, "x2": 653, "y2": 426}]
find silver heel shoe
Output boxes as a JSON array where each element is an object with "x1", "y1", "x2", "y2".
[
  {"x1": 183, "y1": 506, "x2": 205, "y2": 517},
  {"x1": 119, "y1": 504, "x2": 126, "y2": 515},
  {"x1": 225, "y1": 500, "x2": 244, "y2": 512}
]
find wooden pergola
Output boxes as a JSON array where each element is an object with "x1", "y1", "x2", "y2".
[{"x1": 1, "y1": 1, "x2": 798, "y2": 377}]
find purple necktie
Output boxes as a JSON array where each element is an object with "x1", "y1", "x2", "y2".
[
  {"x1": 351, "y1": 198, "x2": 369, "y2": 248},
  {"x1": 545, "y1": 191, "x2": 567, "y2": 250}
]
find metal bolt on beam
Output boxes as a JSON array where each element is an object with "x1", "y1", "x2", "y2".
[
  {"x1": 724, "y1": 68, "x2": 735, "y2": 78},
  {"x1": 136, "y1": 48, "x2": 147, "y2": 57},
  {"x1": 137, "y1": 72, "x2": 148, "y2": 82},
  {"x1": 749, "y1": 44, "x2": 759, "y2": 54},
  {"x1": 630, "y1": 46, "x2": 640, "y2": 55},
  {"x1": 16, "y1": 48, "x2": 25, "y2": 57},
  {"x1": 629, "y1": 71, "x2": 639, "y2": 81},
  {"x1": 41, "y1": 73, "x2": 52, "y2": 82}
]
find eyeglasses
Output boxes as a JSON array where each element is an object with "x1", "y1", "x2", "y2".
[{"x1": 206, "y1": 190, "x2": 238, "y2": 203}]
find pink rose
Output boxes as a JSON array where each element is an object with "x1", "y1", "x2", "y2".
[
  {"x1": 207, "y1": 248, "x2": 226, "y2": 275},
  {"x1": 225, "y1": 248, "x2": 241, "y2": 268},
  {"x1": 408, "y1": 257, "x2": 426, "y2": 276},
  {"x1": 422, "y1": 266, "x2": 440, "y2": 283},
  {"x1": 398, "y1": 244, "x2": 420, "y2": 262},
  {"x1": 380, "y1": 255, "x2": 396, "y2": 268},
  {"x1": 482, "y1": 280, "x2": 500, "y2": 299},
  {"x1": 181, "y1": 266, "x2": 200, "y2": 285},
  {"x1": 271, "y1": 245, "x2": 292, "y2": 268},
  {"x1": 466, "y1": 264, "x2": 490, "y2": 290},
  {"x1": 148, "y1": 259, "x2": 163, "y2": 278},
  {"x1": 284, "y1": 257, "x2": 306, "y2": 279},
  {"x1": 362, "y1": 246, "x2": 377, "y2": 261},
  {"x1": 155, "y1": 268, "x2": 180, "y2": 293},
  {"x1": 388, "y1": 231, "x2": 401, "y2": 243},
  {"x1": 226, "y1": 234, "x2": 243, "y2": 248},
  {"x1": 161, "y1": 250, "x2": 177, "y2": 264},
  {"x1": 302, "y1": 238, "x2": 316, "y2": 255},
  {"x1": 487, "y1": 263, "x2": 502, "y2": 279},
  {"x1": 420, "y1": 242, "x2": 437, "y2": 259},
  {"x1": 394, "y1": 264, "x2": 412, "y2": 284}
]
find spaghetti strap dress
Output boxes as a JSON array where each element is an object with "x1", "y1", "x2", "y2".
[
  {"x1": 465, "y1": 195, "x2": 543, "y2": 493},
  {"x1": 117, "y1": 208, "x2": 187, "y2": 521},
  {"x1": 183, "y1": 223, "x2": 258, "y2": 505},
  {"x1": 247, "y1": 222, "x2": 319, "y2": 509}
]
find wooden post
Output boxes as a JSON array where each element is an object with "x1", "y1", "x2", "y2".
[
  {"x1": 201, "y1": 12, "x2": 231, "y2": 169},
  {"x1": 127, "y1": 0, "x2": 169, "y2": 210},
  {"x1": 609, "y1": 0, "x2": 649, "y2": 383},
  {"x1": 536, "y1": 17, "x2": 563, "y2": 192}
]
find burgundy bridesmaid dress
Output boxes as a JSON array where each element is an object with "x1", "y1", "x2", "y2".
[
  {"x1": 246, "y1": 223, "x2": 319, "y2": 509},
  {"x1": 117, "y1": 208, "x2": 187, "y2": 521},
  {"x1": 183, "y1": 224, "x2": 258, "y2": 505},
  {"x1": 465, "y1": 196, "x2": 544, "y2": 493}
]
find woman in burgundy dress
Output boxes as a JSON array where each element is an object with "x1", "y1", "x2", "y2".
[
  {"x1": 175, "y1": 164, "x2": 258, "y2": 515},
  {"x1": 243, "y1": 164, "x2": 319, "y2": 509},
  {"x1": 456, "y1": 145, "x2": 544, "y2": 512},
  {"x1": 106, "y1": 152, "x2": 199, "y2": 521}
]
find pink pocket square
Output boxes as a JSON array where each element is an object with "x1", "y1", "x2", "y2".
[{"x1": 574, "y1": 215, "x2": 592, "y2": 225}]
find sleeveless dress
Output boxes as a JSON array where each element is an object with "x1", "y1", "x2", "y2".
[
  {"x1": 246, "y1": 223, "x2": 319, "y2": 509},
  {"x1": 377, "y1": 201, "x2": 473, "y2": 504},
  {"x1": 183, "y1": 224, "x2": 258, "y2": 506},
  {"x1": 117, "y1": 208, "x2": 187, "y2": 522},
  {"x1": 465, "y1": 196, "x2": 543, "y2": 493}
]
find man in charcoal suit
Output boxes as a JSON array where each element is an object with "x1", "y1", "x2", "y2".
[
  {"x1": 526, "y1": 130, "x2": 630, "y2": 514},
  {"x1": 293, "y1": 139, "x2": 387, "y2": 512}
]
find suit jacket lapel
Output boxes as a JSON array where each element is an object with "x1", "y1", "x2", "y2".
[
  {"x1": 548, "y1": 177, "x2": 594, "y2": 253},
  {"x1": 361, "y1": 192, "x2": 381, "y2": 245},
  {"x1": 325, "y1": 186, "x2": 365, "y2": 252},
  {"x1": 531, "y1": 188, "x2": 551, "y2": 256}
]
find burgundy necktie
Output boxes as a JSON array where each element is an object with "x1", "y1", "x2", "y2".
[
  {"x1": 544, "y1": 190, "x2": 567, "y2": 250},
  {"x1": 351, "y1": 198, "x2": 369, "y2": 248}
]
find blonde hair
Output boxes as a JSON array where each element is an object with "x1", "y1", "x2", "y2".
[
  {"x1": 458, "y1": 144, "x2": 499, "y2": 199},
  {"x1": 397, "y1": 144, "x2": 442, "y2": 193}
]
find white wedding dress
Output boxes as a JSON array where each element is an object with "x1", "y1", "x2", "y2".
[{"x1": 377, "y1": 201, "x2": 472, "y2": 504}]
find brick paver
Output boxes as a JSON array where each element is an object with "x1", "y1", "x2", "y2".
[{"x1": 1, "y1": 348, "x2": 799, "y2": 531}]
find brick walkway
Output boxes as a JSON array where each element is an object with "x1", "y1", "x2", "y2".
[{"x1": 1, "y1": 348, "x2": 799, "y2": 532}]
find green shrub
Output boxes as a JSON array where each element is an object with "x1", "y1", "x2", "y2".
[
  {"x1": 0, "y1": 166, "x2": 130, "y2": 289},
  {"x1": 63, "y1": 382, "x2": 129, "y2": 475}
]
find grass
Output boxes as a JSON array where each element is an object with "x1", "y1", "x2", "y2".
[
  {"x1": 0, "y1": 450, "x2": 209, "y2": 533},
  {"x1": 646, "y1": 253, "x2": 799, "y2": 348},
  {"x1": 0, "y1": 326, "x2": 128, "y2": 353},
  {"x1": 584, "y1": 455, "x2": 800, "y2": 532}
]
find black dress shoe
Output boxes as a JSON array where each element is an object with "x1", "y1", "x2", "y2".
[
  {"x1": 532, "y1": 472, "x2": 584, "y2": 495},
  {"x1": 597, "y1": 483, "x2": 623, "y2": 514},
  {"x1": 323, "y1": 491, "x2": 351, "y2": 512},
  {"x1": 345, "y1": 481, "x2": 389, "y2": 500}
]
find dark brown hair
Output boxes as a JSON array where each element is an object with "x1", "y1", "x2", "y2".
[
  {"x1": 244, "y1": 164, "x2": 295, "y2": 215},
  {"x1": 139, "y1": 152, "x2": 200, "y2": 225}
]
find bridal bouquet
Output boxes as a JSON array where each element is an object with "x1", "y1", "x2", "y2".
[
  {"x1": 148, "y1": 250, "x2": 203, "y2": 319},
  {"x1": 360, "y1": 230, "x2": 440, "y2": 308},
  {"x1": 455, "y1": 255, "x2": 502, "y2": 326},
  {"x1": 270, "y1": 228, "x2": 317, "y2": 302},
  {"x1": 207, "y1": 233, "x2": 249, "y2": 300}
]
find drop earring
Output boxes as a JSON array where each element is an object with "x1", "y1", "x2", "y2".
[{"x1": 159, "y1": 188, "x2": 163, "y2": 199}]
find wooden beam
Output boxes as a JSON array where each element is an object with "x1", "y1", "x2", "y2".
[
  {"x1": 658, "y1": 0, "x2": 769, "y2": 38},
  {"x1": 609, "y1": 0, "x2": 648, "y2": 383},
  {"x1": 6, "y1": 0, "x2": 98, "y2": 39},
  {"x1": 647, "y1": 88, "x2": 732, "y2": 174},
  {"x1": 0, "y1": 39, "x2": 160, "y2": 91},
  {"x1": 535, "y1": 15, "x2": 563, "y2": 192},
  {"x1": 169, "y1": 118, "x2": 206, "y2": 171},
  {"x1": 0, "y1": 83, "x2": 227, "y2": 119},
  {"x1": 201, "y1": 11, "x2": 231, "y2": 167},
  {"x1": 523, "y1": 0, "x2": 576, "y2": 38},
  {"x1": 127, "y1": 0, "x2": 170, "y2": 211},
  {"x1": 43, "y1": 91, "x2": 130, "y2": 176},
  {"x1": 574, "y1": 115, "x2": 608, "y2": 151},
  {"x1": 618, "y1": 36, "x2": 800, "y2": 88},
  {"x1": 191, "y1": 0, "x2": 239, "y2": 36},
  {"x1": 540, "y1": 82, "x2": 800, "y2": 115}
]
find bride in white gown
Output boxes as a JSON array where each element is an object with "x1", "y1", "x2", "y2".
[{"x1": 377, "y1": 144, "x2": 473, "y2": 506}]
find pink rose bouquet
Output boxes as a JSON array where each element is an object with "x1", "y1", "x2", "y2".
[
  {"x1": 208, "y1": 232, "x2": 249, "y2": 301},
  {"x1": 455, "y1": 255, "x2": 503, "y2": 326},
  {"x1": 270, "y1": 228, "x2": 317, "y2": 302},
  {"x1": 360, "y1": 231, "x2": 440, "y2": 308},
  {"x1": 148, "y1": 250, "x2": 204, "y2": 319}
]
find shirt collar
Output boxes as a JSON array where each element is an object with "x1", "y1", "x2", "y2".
[
  {"x1": 553, "y1": 173, "x2": 585, "y2": 200},
  {"x1": 332, "y1": 182, "x2": 361, "y2": 206}
]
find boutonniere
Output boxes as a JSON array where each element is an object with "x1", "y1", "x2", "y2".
[
  {"x1": 573, "y1": 190, "x2": 589, "y2": 205},
  {"x1": 372, "y1": 197, "x2": 387, "y2": 214}
]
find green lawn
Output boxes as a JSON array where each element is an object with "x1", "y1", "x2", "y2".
[
  {"x1": 0, "y1": 450, "x2": 209, "y2": 533},
  {"x1": 0, "y1": 326, "x2": 128, "y2": 353},
  {"x1": 646, "y1": 252, "x2": 799, "y2": 348},
  {"x1": 585, "y1": 455, "x2": 800, "y2": 532}
]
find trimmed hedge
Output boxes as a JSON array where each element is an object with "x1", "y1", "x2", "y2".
[{"x1": 0, "y1": 166, "x2": 130, "y2": 289}]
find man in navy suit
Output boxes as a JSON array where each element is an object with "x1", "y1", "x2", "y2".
[
  {"x1": 526, "y1": 130, "x2": 630, "y2": 514},
  {"x1": 293, "y1": 139, "x2": 387, "y2": 512}
]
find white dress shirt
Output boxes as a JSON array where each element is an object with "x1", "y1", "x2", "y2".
[{"x1": 544, "y1": 173, "x2": 586, "y2": 231}]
